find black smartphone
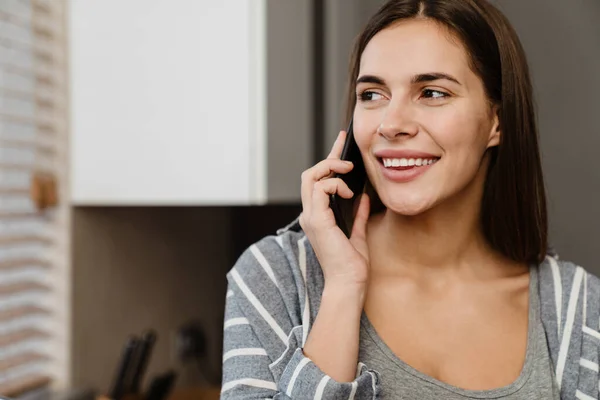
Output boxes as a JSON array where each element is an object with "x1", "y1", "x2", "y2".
[{"x1": 329, "y1": 119, "x2": 368, "y2": 238}]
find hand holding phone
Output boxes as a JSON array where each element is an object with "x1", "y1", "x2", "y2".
[
  {"x1": 298, "y1": 121, "x2": 371, "y2": 287},
  {"x1": 329, "y1": 119, "x2": 368, "y2": 238}
]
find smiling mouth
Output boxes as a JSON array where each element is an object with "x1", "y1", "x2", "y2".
[{"x1": 378, "y1": 157, "x2": 440, "y2": 170}]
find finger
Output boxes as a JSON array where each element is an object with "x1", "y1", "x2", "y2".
[
  {"x1": 327, "y1": 130, "x2": 347, "y2": 159},
  {"x1": 350, "y1": 193, "x2": 371, "y2": 242},
  {"x1": 301, "y1": 159, "x2": 353, "y2": 214},
  {"x1": 311, "y1": 158, "x2": 353, "y2": 182},
  {"x1": 312, "y1": 178, "x2": 354, "y2": 216}
]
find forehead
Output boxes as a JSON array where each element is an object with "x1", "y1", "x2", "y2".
[{"x1": 359, "y1": 19, "x2": 472, "y2": 83}]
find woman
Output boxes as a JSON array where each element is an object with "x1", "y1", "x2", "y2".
[{"x1": 221, "y1": 0, "x2": 600, "y2": 399}]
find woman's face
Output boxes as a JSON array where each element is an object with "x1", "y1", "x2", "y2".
[{"x1": 354, "y1": 18, "x2": 500, "y2": 216}]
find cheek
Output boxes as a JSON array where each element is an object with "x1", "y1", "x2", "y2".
[
  {"x1": 352, "y1": 111, "x2": 379, "y2": 152},
  {"x1": 424, "y1": 107, "x2": 491, "y2": 154}
]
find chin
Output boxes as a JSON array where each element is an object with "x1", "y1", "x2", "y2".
[{"x1": 378, "y1": 191, "x2": 436, "y2": 216}]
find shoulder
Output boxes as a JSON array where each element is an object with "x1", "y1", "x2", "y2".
[
  {"x1": 226, "y1": 216, "x2": 323, "y2": 325},
  {"x1": 227, "y1": 216, "x2": 308, "y2": 289},
  {"x1": 538, "y1": 255, "x2": 600, "y2": 293},
  {"x1": 538, "y1": 255, "x2": 600, "y2": 330}
]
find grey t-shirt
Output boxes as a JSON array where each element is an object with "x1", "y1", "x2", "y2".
[{"x1": 358, "y1": 264, "x2": 561, "y2": 399}]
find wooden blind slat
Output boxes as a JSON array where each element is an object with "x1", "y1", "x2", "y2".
[
  {"x1": 0, "y1": 305, "x2": 49, "y2": 323},
  {"x1": 0, "y1": 66, "x2": 55, "y2": 89},
  {"x1": 0, "y1": 138, "x2": 56, "y2": 154},
  {"x1": 0, "y1": 0, "x2": 64, "y2": 392},
  {"x1": 0, "y1": 234, "x2": 52, "y2": 245},
  {"x1": 0, "y1": 258, "x2": 51, "y2": 271},
  {"x1": 0, "y1": 162, "x2": 37, "y2": 172},
  {"x1": 0, "y1": 37, "x2": 32, "y2": 53},
  {"x1": 33, "y1": 2, "x2": 52, "y2": 15},
  {"x1": 0, "y1": 113, "x2": 58, "y2": 130},
  {"x1": 0, "y1": 374, "x2": 51, "y2": 398},
  {"x1": 0, "y1": 63, "x2": 34, "y2": 77},
  {"x1": 0, "y1": 113, "x2": 37, "y2": 126},
  {"x1": 0, "y1": 188, "x2": 29, "y2": 196},
  {"x1": 0, "y1": 352, "x2": 49, "y2": 371},
  {"x1": 0, "y1": 89, "x2": 56, "y2": 111},
  {"x1": 0, "y1": 281, "x2": 50, "y2": 296},
  {"x1": 33, "y1": 24, "x2": 54, "y2": 39},
  {"x1": 0, "y1": 328, "x2": 49, "y2": 347},
  {"x1": 0, "y1": 10, "x2": 29, "y2": 29},
  {"x1": 0, "y1": 212, "x2": 44, "y2": 220},
  {"x1": 0, "y1": 88, "x2": 35, "y2": 100},
  {"x1": 36, "y1": 74, "x2": 55, "y2": 87}
]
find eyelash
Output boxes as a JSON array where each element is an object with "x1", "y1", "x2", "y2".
[
  {"x1": 422, "y1": 89, "x2": 449, "y2": 99},
  {"x1": 357, "y1": 89, "x2": 450, "y2": 102}
]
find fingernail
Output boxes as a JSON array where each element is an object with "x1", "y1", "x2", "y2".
[{"x1": 344, "y1": 161, "x2": 353, "y2": 165}]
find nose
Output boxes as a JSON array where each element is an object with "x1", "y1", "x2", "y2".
[{"x1": 377, "y1": 103, "x2": 419, "y2": 140}]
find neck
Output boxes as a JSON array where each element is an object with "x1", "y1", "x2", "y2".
[{"x1": 367, "y1": 161, "x2": 523, "y2": 280}]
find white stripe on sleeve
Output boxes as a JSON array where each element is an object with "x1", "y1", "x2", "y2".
[
  {"x1": 286, "y1": 357, "x2": 311, "y2": 396},
  {"x1": 314, "y1": 376, "x2": 330, "y2": 400},
  {"x1": 583, "y1": 325, "x2": 600, "y2": 340},
  {"x1": 230, "y1": 269, "x2": 288, "y2": 344},
  {"x1": 224, "y1": 317, "x2": 250, "y2": 329},
  {"x1": 580, "y1": 358, "x2": 599, "y2": 372},
  {"x1": 575, "y1": 389, "x2": 595, "y2": 400},
  {"x1": 356, "y1": 362, "x2": 365, "y2": 378},
  {"x1": 223, "y1": 347, "x2": 267, "y2": 362},
  {"x1": 583, "y1": 271, "x2": 588, "y2": 326},
  {"x1": 221, "y1": 378, "x2": 277, "y2": 393},
  {"x1": 275, "y1": 236, "x2": 284, "y2": 248},
  {"x1": 251, "y1": 244, "x2": 279, "y2": 287},
  {"x1": 348, "y1": 381, "x2": 358, "y2": 400},
  {"x1": 556, "y1": 266, "x2": 584, "y2": 390},
  {"x1": 548, "y1": 256, "x2": 563, "y2": 337},
  {"x1": 269, "y1": 326, "x2": 303, "y2": 369},
  {"x1": 298, "y1": 237, "x2": 311, "y2": 346},
  {"x1": 369, "y1": 371, "x2": 377, "y2": 395}
]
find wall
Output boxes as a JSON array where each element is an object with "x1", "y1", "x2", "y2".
[
  {"x1": 71, "y1": 205, "x2": 300, "y2": 392},
  {"x1": 323, "y1": 0, "x2": 387, "y2": 152},
  {"x1": 72, "y1": 207, "x2": 231, "y2": 391},
  {"x1": 266, "y1": 0, "x2": 314, "y2": 202}
]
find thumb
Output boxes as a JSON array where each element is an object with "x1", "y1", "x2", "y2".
[{"x1": 350, "y1": 193, "x2": 370, "y2": 244}]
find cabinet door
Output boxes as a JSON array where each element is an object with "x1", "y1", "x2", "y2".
[{"x1": 70, "y1": 0, "x2": 266, "y2": 205}]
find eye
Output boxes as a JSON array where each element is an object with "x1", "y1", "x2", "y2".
[
  {"x1": 422, "y1": 89, "x2": 449, "y2": 99},
  {"x1": 358, "y1": 90, "x2": 385, "y2": 102}
]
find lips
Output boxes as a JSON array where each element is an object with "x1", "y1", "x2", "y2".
[
  {"x1": 373, "y1": 149, "x2": 441, "y2": 160},
  {"x1": 373, "y1": 150, "x2": 440, "y2": 183}
]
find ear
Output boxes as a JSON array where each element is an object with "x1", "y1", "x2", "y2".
[{"x1": 486, "y1": 106, "x2": 501, "y2": 148}]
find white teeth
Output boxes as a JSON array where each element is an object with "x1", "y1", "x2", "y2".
[{"x1": 382, "y1": 157, "x2": 438, "y2": 168}]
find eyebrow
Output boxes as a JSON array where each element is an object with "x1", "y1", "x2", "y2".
[{"x1": 356, "y1": 72, "x2": 461, "y2": 86}]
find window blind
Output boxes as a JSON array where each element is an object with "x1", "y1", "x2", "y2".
[{"x1": 0, "y1": 0, "x2": 67, "y2": 396}]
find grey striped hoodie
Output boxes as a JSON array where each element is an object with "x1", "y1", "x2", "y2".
[{"x1": 221, "y1": 218, "x2": 600, "y2": 399}]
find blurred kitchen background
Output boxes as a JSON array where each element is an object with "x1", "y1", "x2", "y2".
[{"x1": 0, "y1": 0, "x2": 598, "y2": 399}]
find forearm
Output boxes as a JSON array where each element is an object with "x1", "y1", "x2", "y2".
[{"x1": 303, "y1": 283, "x2": 366, "y2": 382}]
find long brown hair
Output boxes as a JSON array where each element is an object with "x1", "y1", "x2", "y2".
[{"x1": 345, "y1": 0, "x2": 548, "y2": 264}]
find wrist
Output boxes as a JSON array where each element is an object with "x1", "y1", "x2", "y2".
[{"x1": 322, "y1": 280, "x2": 367, "y2": 309}]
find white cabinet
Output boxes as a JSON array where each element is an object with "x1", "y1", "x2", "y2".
[{"x1": 69, "y1": 0, "x2": 314, "y2": 205}]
